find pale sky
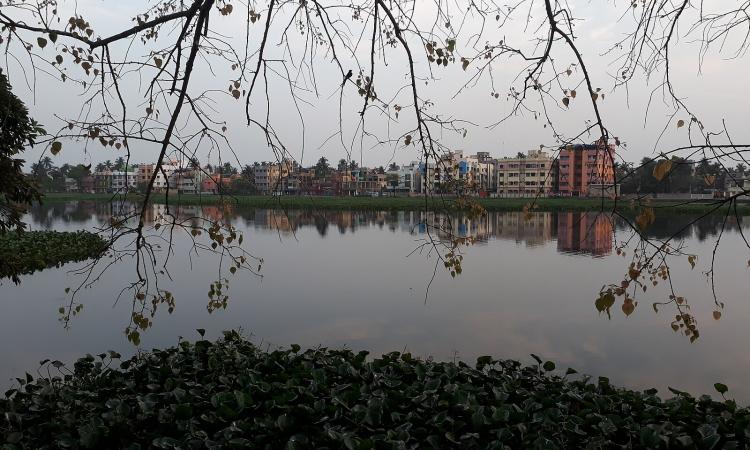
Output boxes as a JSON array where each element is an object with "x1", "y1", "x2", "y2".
[{"x1": 5, "y1": 0, "x2": 750, "y2": 169}]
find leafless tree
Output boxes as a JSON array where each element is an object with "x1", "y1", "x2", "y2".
[{"x1": 3, "y1": 0, "x2": 750, "y2": 342}]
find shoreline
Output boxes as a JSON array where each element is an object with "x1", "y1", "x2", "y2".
[{"x1": 38, "y1": 192, "x2": 750, "y2": 215}]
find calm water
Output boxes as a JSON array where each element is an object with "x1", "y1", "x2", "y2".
[{"x1": 1, "y1": 201, "x2": 749, "y2": 401}]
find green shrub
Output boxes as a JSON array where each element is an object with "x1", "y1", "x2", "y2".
[
  {"x1": 0, "y1": 230, "x2": 107, "y2": 283},
  {"x1": 2, "y1": 331, "x2": 747, "y2": 448}
]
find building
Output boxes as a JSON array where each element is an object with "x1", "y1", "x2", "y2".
[
  {"x1": 136, "y1": 162, "x2": 178, "y2": 192},
  {"x1": 111, "y1": 170, "x2": 137, "y2": 193},
  {"x1": 555, "y1": 142, "x2": 615, "y2": 197},
  {"x1": 93, "y1": 170, "x2": 112, "y2": 193},
  {"x1": 253, "y1": 161, "x2": 294, "y2": 194},
  {"x1": 385, "y1": 162, "x2": 419, "y2": 195},
  {"x1": 169, "y1": 168, "x2": 204, "y2": 194},
  {"x1": 495, "y1": 149, "x2": 555, "y2": 197}
]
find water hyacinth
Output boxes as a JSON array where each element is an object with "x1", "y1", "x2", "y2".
[
  {"x1": 2, "y1": 331, "x2": 748, "y2": 449},
  {"x1": 0, "y1": 231, "x2": 107, "y2": 283}
]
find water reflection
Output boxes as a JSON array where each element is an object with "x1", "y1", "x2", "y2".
[
  {"x1": 29, "y1": 201, "x2": 746, "y2": 258},
  {"x1": 6, "y1": 201, "x2": 750, "y2": 402}
]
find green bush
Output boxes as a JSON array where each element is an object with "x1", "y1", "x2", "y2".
[
  {"x1": 0, "y1": 230, "x2": 107, "y2": 283},
  {"x1": 2, "y1": 331, "x2": 747, "y2": 448}
]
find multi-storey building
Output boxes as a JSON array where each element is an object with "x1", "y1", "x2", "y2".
[
  {"x1": 385, "y1": 162, "x2": 419, "y2": 194},
  {"x1": 253, "y1": 160, "x2": 294, "y2": 194},
  {"x1": 495, "y1": 149, "x2": 555, "y2": 197},
  {"x1": 111, "y1": 170, "x2": 137, "y2": 193},
  {"x1": 555, "y1": 142, "x2": 615, "y2": 197},
  {"x1": 136, "y1": 161, "x2": 178, "y2": 192},
  {"x1": 168, "y1": 168, "x2": 205, "y2": 194}
]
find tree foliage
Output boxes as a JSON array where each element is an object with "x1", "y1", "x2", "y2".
[{"x1": 0, "y1": 71, "x2": 43, "y2": 233}]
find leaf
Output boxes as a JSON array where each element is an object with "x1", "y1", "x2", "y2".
[
  {"x1": 542, "y1": 361, "x2": 555, "y2": 371},
  {"x1": 49, "y1": 32, "x2": 58, "y2": 43},
  {"x1": 56, "y1": 54, "x2": 63, "y2": 64},
  {"x1": 232, "y1": 89, "x2": 241, "y2": 99},
  {"x1": 570, "y1": 89, "x2": 576, "y2": 98},
  {"x1": 196, "y1": 328, "x2": 206, "y2": 337},
  {"x1": 635, "y1": 207, "x2": 655, "y2": 230},
  {"x1": 687, "y1": 255, "x2": 696, "y2": 269},
  {"x1": 677, "y1": 119, "x2": 685, "y2": 128},
  {"x1": 622, "y1": 299, "x2": 635, "y2": 316},
  {"x1": 652, "y1": 159, "x2": 672, "y2": 181},
  {"x1": 562, "y1": 97, "x2": 570, "y2": 107},
  {"x1": 50, "y1": 141, "x2": 62, "y2": 155},
  {"x1": 461, "y1": 58, "x2": 469, "y2": 70},
  {"x1": 713, "y1": 310, "x2": 721, "y2": 320},
  {"x1": 404, "y1": 135, "x2": 412, "y2": 146},
  {"x1": 154, "y1": 57, "x2": 162, "y2": 68},
  {"x1": 591, "y1": 92, "x2": 598, "y2": 102},
  {"x1": 37, "y1": 37, "x2": 48, "y2": 48},
  {"x1": 714, "y1": 383, "x2": 728, "y2": 395},
  {"x1": 704, "y1": 175, "x2": 716, "y2": 186}
]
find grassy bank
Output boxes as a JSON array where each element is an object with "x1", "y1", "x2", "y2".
[
  {"x1": 1, "y1": 331, "x2": 745, "y2": 448},
  {"x1": 40, "y1": 192, "x2": 750, "y2": 215},
  {"x1": 0, "y1": 230, "x2": 107, "y2": 283}
]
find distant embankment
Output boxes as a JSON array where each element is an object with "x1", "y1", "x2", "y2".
[{"x1": 40, "y1": 193, "x2": 750, "y2": 214}]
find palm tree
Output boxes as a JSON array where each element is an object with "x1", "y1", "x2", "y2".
[
  {"x1": 113, "y1": 157, "x2": 126, "y2": 171},
  {"x1": 103, "y1": 160, "x2": 113, "y2": 170}
]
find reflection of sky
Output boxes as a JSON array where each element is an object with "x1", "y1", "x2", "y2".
[{"x1": 2, "y1": 203, "x2": 750, "y2": 403}]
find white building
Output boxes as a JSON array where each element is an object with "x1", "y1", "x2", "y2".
[{"x1": 111, "y1": 171, "x2": 137, "y2": 192}]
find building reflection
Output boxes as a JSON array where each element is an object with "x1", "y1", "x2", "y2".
[
  {"x1": 36, "y1": 201, "x2": 628, "y2": 257},
  {"x1": 556, "y1": 212, "x2": 613, "y2": 257}
]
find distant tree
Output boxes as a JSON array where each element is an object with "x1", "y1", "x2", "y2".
[
  {"x1": 736, "y1": 163, "x2": 747, "y2": 175},
  {"x1": 67, "y1": 164, "x2": 91, "y2": 191},
  {"x1": 113, "y1": 157, "x2": 126, "y2": 171},
  {"x1": 219, "y1": 162, "x2": 237, "y2": 175},
  {"x1": 376, "y1": 166, "x2": 385, "y2": 174},
  {"x1": 0, "y1": 71, "x2": 43, "y2": 233},
  {"x1": 315, "y1": 157, "x2": 331, "y2": 178},
  {"x1": 337, "y1": 159, "x2": 348, "y2": 172},
  {"x1": 95, "y1": 163, "x2": 107, "y2": 172},
  {"x1": 349, "y1": 161, "x2": 359, "y2": 170},
  {"x1": 204, "y1": 163, "x2": 214, "y2": 173},
  {"x1": 388, "y1": 162, "x2": 399, "y2": 172},
  {"x1": 516, "y1": 152, "x2": 526, "y2": 159},
  {"x1": 229, "y1": 177, "x2": 257, "y2": 195},
  {"x1": 103, "y1": 160, "x2": 113, "y2": 170}
]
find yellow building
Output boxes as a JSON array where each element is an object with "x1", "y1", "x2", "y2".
[{"x1": 495, "y1": 149, "x2": 555, "y2": 197}]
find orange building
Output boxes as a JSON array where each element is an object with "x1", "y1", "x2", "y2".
[{"x1": 555, "y1": 142, "x2": 615, "y2": 196}]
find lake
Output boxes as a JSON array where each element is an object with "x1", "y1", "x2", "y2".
[{"x1": 1, "y1": 201, "x2": 749, "y2": 401}]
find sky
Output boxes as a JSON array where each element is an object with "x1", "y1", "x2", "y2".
[{"x1": 4, "y1": 0, "x2": 750, "y2": 169}]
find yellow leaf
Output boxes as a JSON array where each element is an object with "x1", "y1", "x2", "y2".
[
  {"x1": 704, "y1": 175, "x2": 716, "y2": 186},
  {"x1": 570, "y1": 90, "x2": 576, "y2": 98},
  {"x1": 713, "y1": 310, "x2": 721, "y2": 320},
  {"x1": 635, "y1": 207, "x2": 655, "y2": 230},
  {"x1": 677, "y1": 119, "x2": 685, "y2": 128},
  {"x1": 652, "y1": 159, "x2": 672, "y2": 181}
]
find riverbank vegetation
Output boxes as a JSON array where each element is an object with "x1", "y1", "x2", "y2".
[
  {"x1": 0, "y1": 231, "x2": 107, "y2": 283},
  {"x1": 1, "y1": 331, "x2": 745, "y2": 448},
  {"x1": 40, "y1": 192, "x2": 750, "y2": 215}
]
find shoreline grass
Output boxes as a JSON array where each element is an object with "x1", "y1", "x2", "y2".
[{"x1": 39, "y1": 192, "x2": 750, "y2": 215}]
